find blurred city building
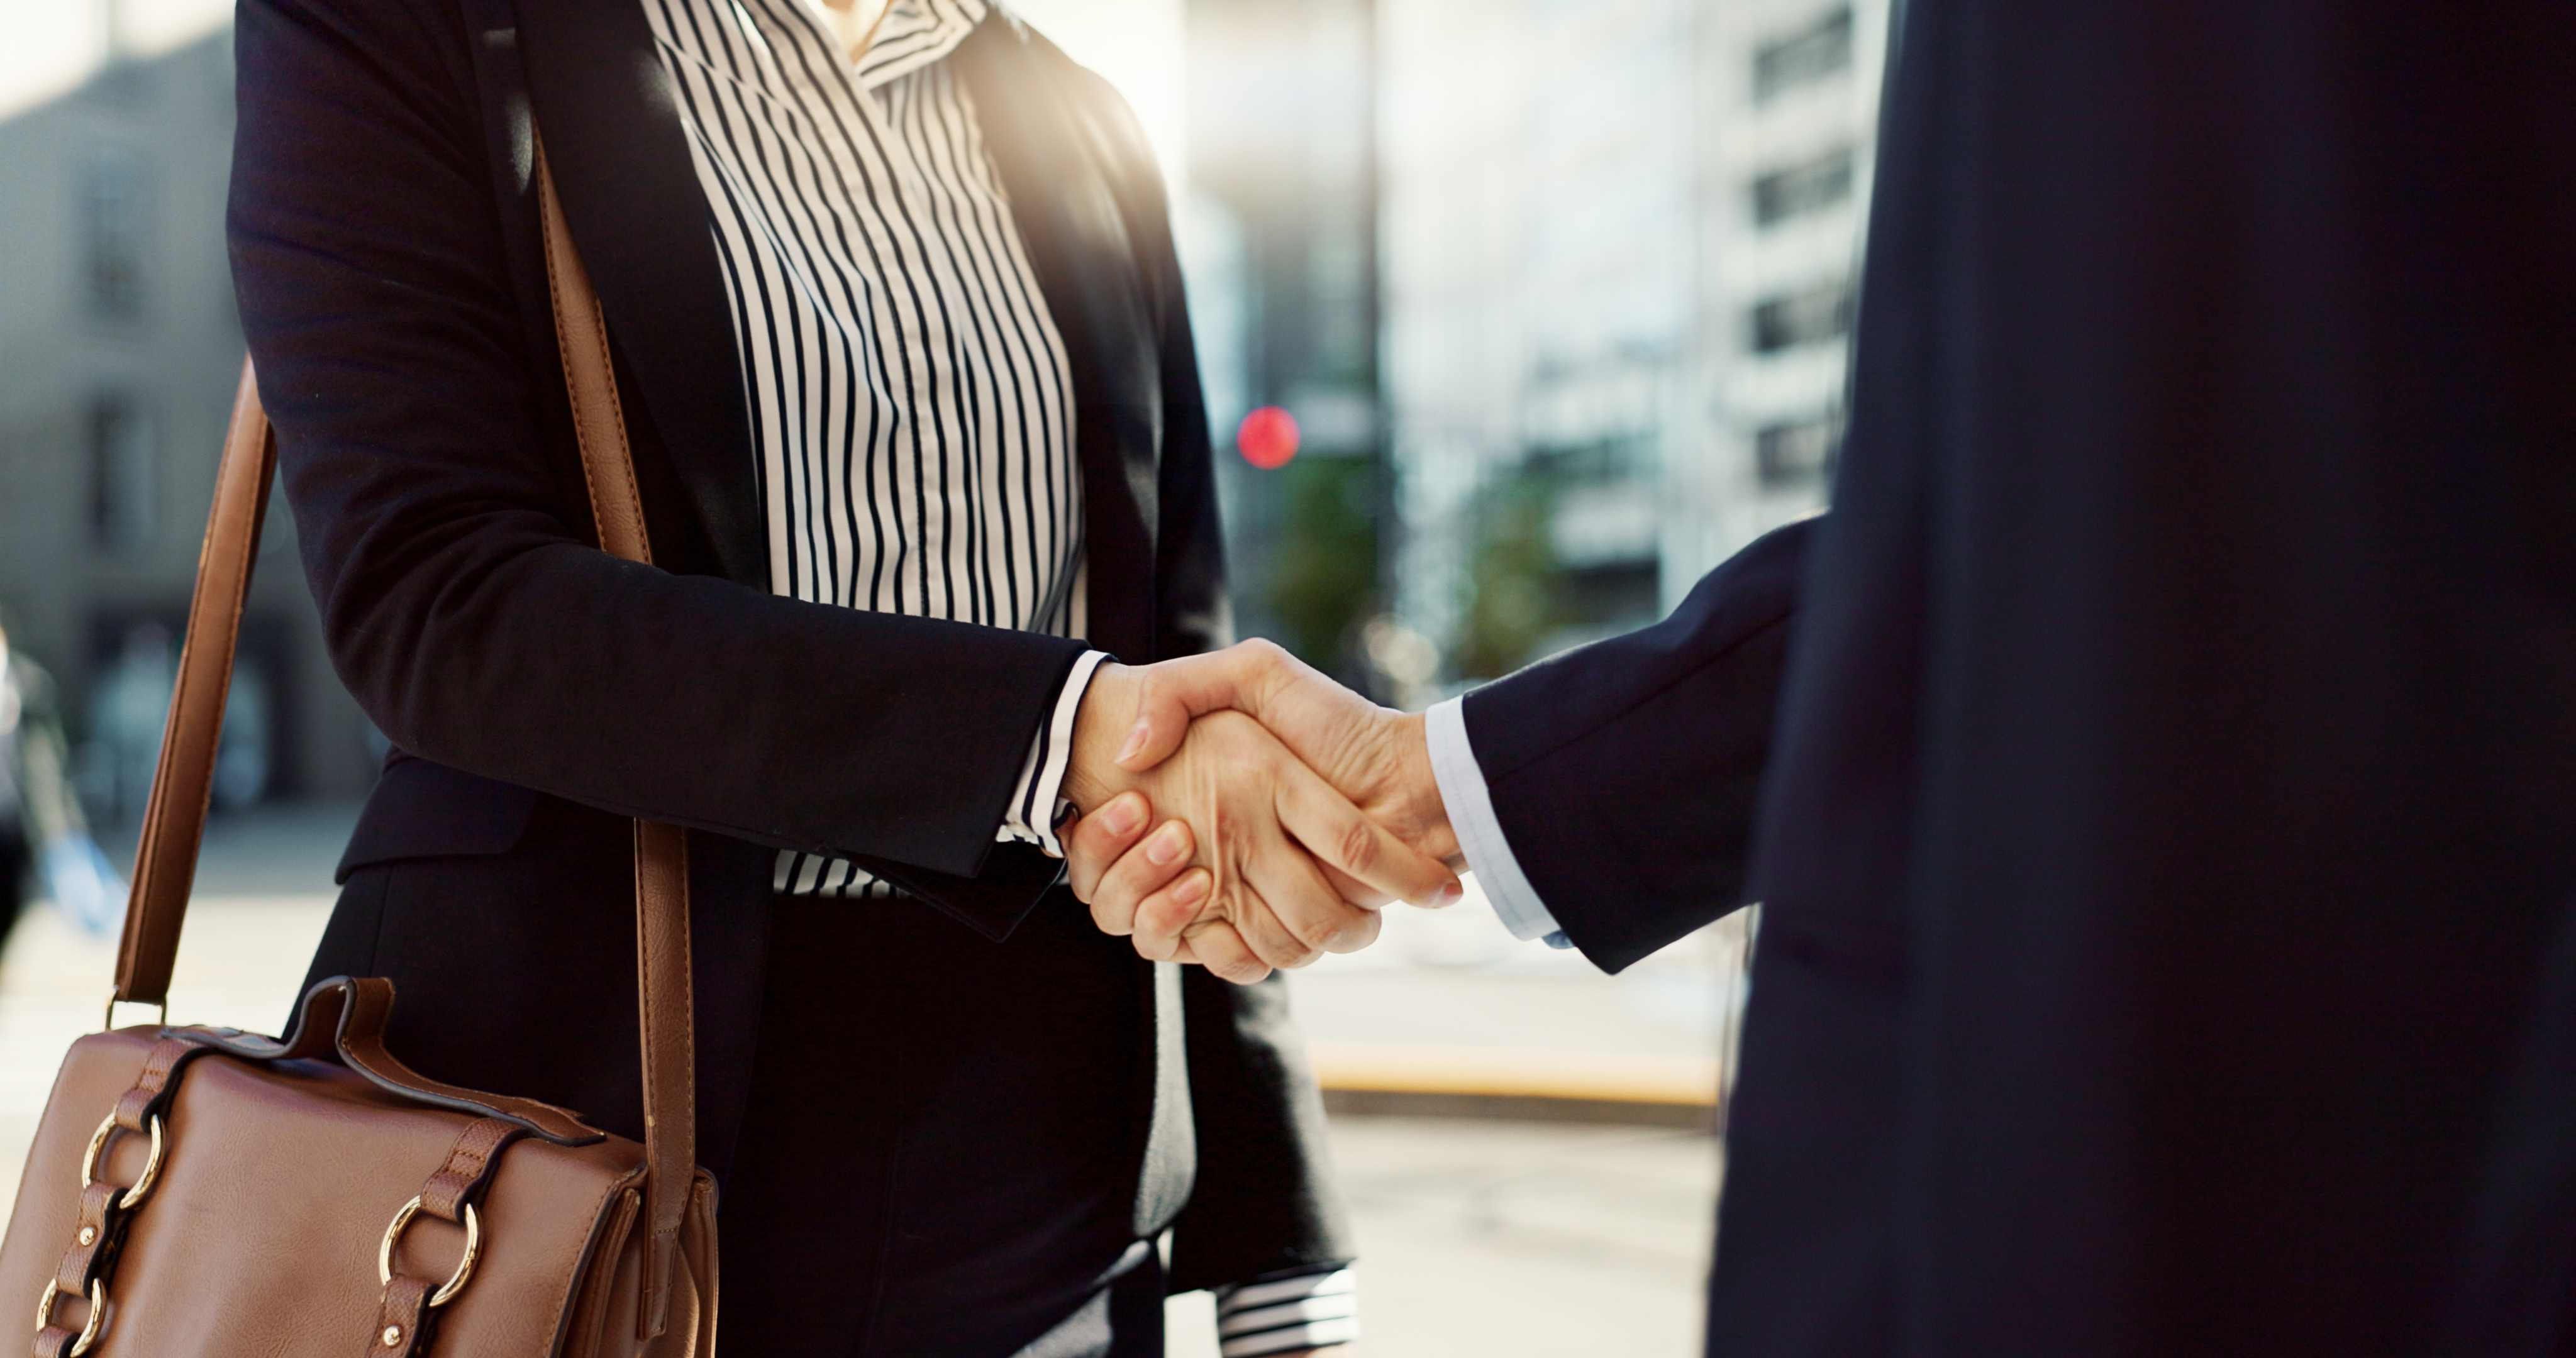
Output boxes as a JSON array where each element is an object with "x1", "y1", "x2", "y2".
[
  {"x1": 1379, "y1": 0, "x2": 1890, "y2": 690},
  {"x1": 0, "y1": 23, "x2": 377, "y2": 816},
  {"x1": 1181, "y1": 0, "x2": 1390, "y2": 688}
]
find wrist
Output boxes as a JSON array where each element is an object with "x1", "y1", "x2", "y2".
[
  {"x1": 1061, "y1": 661, "x2": 1137, "y2": 813},
  {"x1": 1379, "y1": 711, "x2": 1461, "y2": 868}
]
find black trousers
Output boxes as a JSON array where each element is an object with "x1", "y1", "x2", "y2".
[{"x1": 719, "y1": 893, "x2": 1163, "y2": 1357}]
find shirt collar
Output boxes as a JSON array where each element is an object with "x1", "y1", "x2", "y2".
[{"x1": 847, "y1": 0, "x2": 987, "y2": 88}]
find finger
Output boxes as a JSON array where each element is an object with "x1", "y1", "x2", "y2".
[
  {"x1": 1085, "y1": 819, "x2": 1196, "y2": 939},
  {"x1": 1130, "y1": 863, "x2": 1213, "y2": 949},
  {"x1": 1114, "y1": 651, "x2": 1242, "y2": 771},
  {"x1": 1210, "y1": 875, "x2": 1325, "y2": 973},
  {"x1": 1173, "y1": 917, "x2": 1270, "y2": 985},
  {"x1": 1224, "y1": 843, "x2": 1343, "y2": 967},
  {"x1": 1272, "y1": 757, "x2": 1462, "y2": 914},
  {"x1": 1064, "y1": 792, "x2": 1153, "y2": 903},
  {"x1": 1157, "y1": 729, "x2": 1392, "y2": 958},
  {"x1": 1116, "y1": 640, "x2": 1304, "y2": 773},
  {"x1": 1330, "y1": 900, "x2": 1382, "y2": 953},
  {"x1": 1131, "y1": 849, "x2": 1218, "y2": 961},
  {"x1": 1321, "y1": 862, "x2": 1394, "y2": 910}
]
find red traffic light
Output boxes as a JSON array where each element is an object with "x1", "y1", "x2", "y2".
[{"x1": 1236, "y1": 406, "x2": 1299, "y2": 469}]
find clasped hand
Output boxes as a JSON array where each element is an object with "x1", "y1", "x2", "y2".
[{"x1": 1057, "y1": 641, "x2": 1463, "y2": 983}]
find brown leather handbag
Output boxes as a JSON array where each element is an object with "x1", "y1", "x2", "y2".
[{"x1": 0, "y1": 145, "x2": 718, "y2": 1358}]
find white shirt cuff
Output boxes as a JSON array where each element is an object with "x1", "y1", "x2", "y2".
[
  {"x1": 999, "y1": 649, "x2": 1111, "y2": 858},
  {"x1": 1424, "y1": 697, "x2": 1570, "y2": 948}
]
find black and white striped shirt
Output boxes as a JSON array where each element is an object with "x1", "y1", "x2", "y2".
[{"x1": 645, "y1": 0, "x2": 1103, "y2": 898}]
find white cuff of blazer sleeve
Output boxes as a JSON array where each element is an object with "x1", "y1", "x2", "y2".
[
  {"x1": 999, "y1": 649, "x2": 1111, "y2": 858},
  {"x1": 1424, "y1": 697, "x2": 1571, "y2": 949}
]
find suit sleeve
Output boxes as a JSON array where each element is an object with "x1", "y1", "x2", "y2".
[
  {"x1": 229, "y1": 0, "x2": 1082, "y2": 933},
  {"x1": 1460, "y1": 517, "x2": 1814, "y2": 973}
]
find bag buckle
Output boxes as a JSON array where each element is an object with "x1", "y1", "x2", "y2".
[{"x1": 379, "y1": 1196, "x2": 482, "y2": 1308}]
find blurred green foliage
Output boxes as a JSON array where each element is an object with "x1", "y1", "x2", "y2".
[
  {"x1": 1452, "y1": 473, "x2": 1560, "y2": 682},
  {"x1": 1265, "y1": 456, "x2": 1382, "y2": 676}
]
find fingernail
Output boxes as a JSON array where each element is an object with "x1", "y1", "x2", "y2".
[
  {"x1": 1431, "y1": 880, "x2": 1464, "y2": 908},
  {"x1": 1101, "y1": 794, "x2": 1142, "y2": 837},
  {"x1": 1172, "y1": 871, "x2": 1209, "y2": 906},
  {"x1": 1116, "y1": 720, "x2": 1150, "y2": 765},
  {"x1": 1146, "y1": 822, "x2": 1189, "y2": 866}
]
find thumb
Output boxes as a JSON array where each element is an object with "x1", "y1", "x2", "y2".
[{"x1": 1113, "y1": 645, "x2": 1270, "y2": 772}]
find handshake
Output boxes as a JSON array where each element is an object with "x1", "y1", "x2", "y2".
[{"x1": 1057, "y1": 639, "x2": 1468, "y2": 983}]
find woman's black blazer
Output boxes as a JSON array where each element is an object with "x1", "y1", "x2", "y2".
[{"x1": 228, "y1": 0, "x2": 1347, "y2": 1289}]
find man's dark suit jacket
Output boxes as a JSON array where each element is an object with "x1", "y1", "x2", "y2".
[
  {"x1": 1457, "y1": 1, "x2": 2576, "y2": 1354},
  {"x1": 226, "y1": 0, "x2": 1346, "y2": 1311}
]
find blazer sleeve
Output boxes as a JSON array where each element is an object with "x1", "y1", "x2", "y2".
[
  {"x1": 1166, "y1": 969, "x2": 1357, "y2": 1292},
  {"x1": 228, "y1": 0, "x2": 1084, "y2": 932},
  {"x1": 1460, "y1": 517, "x2": 1814, "y2": 973}
]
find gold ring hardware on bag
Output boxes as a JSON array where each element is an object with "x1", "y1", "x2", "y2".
[
  {"x1": 377, "y1": 1196, "x2": 482, "y2": 1308},
  {"x1": 78, "y1": 1113, "x2": 167, "y2": 1211},
  {"x1": 35, "y1": 1279, "x2": 108, "y2": 1358}
]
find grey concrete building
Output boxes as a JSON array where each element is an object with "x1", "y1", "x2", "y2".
[{"x1": 0, "y1": 28, "x2": 377, "y2": 818}]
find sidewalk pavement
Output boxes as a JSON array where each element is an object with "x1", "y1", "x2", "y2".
[{"x1": 0, "y1": 802, "x2": 1729, "y2": 1357}]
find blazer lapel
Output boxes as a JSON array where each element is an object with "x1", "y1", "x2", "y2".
[
  {"x1": 953, "y1": 13, "x2": 1164, "y2": 663},
  {"x1": 514, "y1": 0, "x2": 768, "y2": 590}
]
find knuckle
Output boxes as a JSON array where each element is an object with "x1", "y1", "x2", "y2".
[
  {"x1": 1282, "y1": 907, "x2": 1344, "y2": 958},
  {"x1": 1332, "y1": 820, "x2": 1382, "y2": 877}
]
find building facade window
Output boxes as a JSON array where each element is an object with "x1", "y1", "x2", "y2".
[
  {"x1": 1753, "y1": 7, "x2": 1855, "y2": 103},
  {"x1": 1752, "y1": 146, "x2": 1856, "y2": 227},
  {"x1": 89, "y1": 393, "x2": 155, "y2": 553},
  {"x1": 1756, "y1": 409, "x2": 1846, "y2": 487},
  {"x1": 1750, "y1": 278, "x2": 1853, "y2": 353},
  {"x1": 80, "y1": 146, "x2": 150, "y2": 321}
]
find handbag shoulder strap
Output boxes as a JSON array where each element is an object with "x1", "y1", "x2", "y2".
[
  {"x1": 109, "y1": 136, "x2": 698, "y2": 1341},
  {"x1": 111, "y1": 360, "x2": 275, "y2": 1012},
  {"x1": 535, "y1": 135, "x2": 697, "y2": 1339}
]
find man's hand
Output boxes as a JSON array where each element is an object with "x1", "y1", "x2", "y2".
[
  {"x1": 1060, "y1": 663, "x2": 1459, "y2": 983},
  {"x1": 1065, "y1": 642, "x2": 1460, "y2": 972}
]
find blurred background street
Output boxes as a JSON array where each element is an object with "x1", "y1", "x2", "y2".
[{"x1": 0, "y1": 0, "x2": 1889, "y2": 1350}]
